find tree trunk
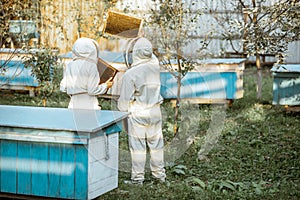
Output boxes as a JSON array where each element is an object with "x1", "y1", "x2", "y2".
[
  {"x1": 252, "y1": 2, "x2": 262, "y2": 100},
  {"x1": 174, "y1": 75, "x2": 181, "y2": 135},
  {"x1": 242, "y1": 6, "x2": 248, "y2": 54},
  {"x1": 43, "y1": 98, "x2": 47, "y2": 107},
  {"x1": 256, "y1": 54, "x2": 262, "y2": 100}
]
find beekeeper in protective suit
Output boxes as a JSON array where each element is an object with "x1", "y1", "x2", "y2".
[
  {"x1": 60, "y1": 37, "x2": 113, "y2": 109},
  {"x1": 118, "y1": 37, "x2": 166, "y2": 185}
]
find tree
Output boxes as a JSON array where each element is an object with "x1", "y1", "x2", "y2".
[
  {"x1": 23, "y1": 48, "x2": 62, "y2": 106},
  {"x1": 227, "y1": 0, "x2": 300, "y2": 100},
  {"x1": 0, "y1": 0, "x2": 39, "y2": 72},
  {"x1": 146, "y1": 0, "x2": 209, "y2": 135},
  {"x1": 0, "y1": 0, "x2": 39, "y2": 48}
]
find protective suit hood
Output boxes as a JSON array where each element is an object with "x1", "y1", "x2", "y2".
[
  {"x1": 132, "y1": 37, "x2": 155, "y2": 67},
  {"x1": 72, "y1": 37, "x2": 99, "y2": 64}
]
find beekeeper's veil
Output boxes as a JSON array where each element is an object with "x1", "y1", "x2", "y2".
[
  {"x1": 72, "y1": 37, "x2": 100, "y2": 64},
  {"x1": 130, "y1": 37, "x2": 158, "y2": 67}
]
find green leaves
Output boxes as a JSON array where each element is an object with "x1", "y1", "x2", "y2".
[
  {"x1": 1, "y1": 0, "x2": 39, "y2": 48},
  {"x1": 233, "y1": 0, "x2": 300, "y2": 56},
  {"x1": 192, "y1": 177, "x2": 206, "y2": 189},
  {"x1": 187, "y1": 178, "x2": 274, "y2": 195},
  {"x1": 147, "y1": 0, "x2": 207, "y2": 76},
  {"x1": 171, "y1": 164, "x2": 188, "y2": 175},
  {"x1": 23, "y1": 48, "x2": 62, "y2": 105}
]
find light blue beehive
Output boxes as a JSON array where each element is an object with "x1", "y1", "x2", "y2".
[
  {"x1": 160, "y1": 58, "x2": 246, "y2": 104},
  {"x1": 0, "y1": 105, "x2": 128, "y2": 199},
  {"x1": 271, "y1": 64, "x2": 300, "y2": 106}
]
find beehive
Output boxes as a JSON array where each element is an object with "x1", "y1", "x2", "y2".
[
  {"x1": 271, "y1": 64, "x2": 300, "y2": 106},
  {"x1": 160, "y1": 58, "x2": 246, "y2": 104},
  {"x1": 0, "y1": 105, "x2": 128, "y2": 200}
]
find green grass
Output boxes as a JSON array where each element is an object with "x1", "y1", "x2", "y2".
[{"x1": 0, "y1": 67, "x2": 299, "y2": 199}]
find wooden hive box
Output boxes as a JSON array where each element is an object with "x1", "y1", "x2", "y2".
[
  {"x1": 0, "y1": 105, "x2": 128, "y2": 200},
  {"x1": 0, "y1": 48, "x2": 39, "y2": 96},
  {"x1": 103, "y1": 10, "x2": 143, "y2": 38},
  {"x1": 160, "y1": 58, "x2": 246, "y2": 104},
  {"x1": 271, "y1": 64, "x2": 300, "y2": 106}
]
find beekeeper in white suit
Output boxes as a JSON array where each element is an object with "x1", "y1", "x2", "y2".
[
  {"x1": 118, "y1": 37, "x2": 166, "y2": 184},
  {"x1": 60, "y1": 37, "x2": 113, "y2": 109}
]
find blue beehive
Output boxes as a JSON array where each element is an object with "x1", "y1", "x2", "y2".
[
  {"x1": 271, "y1": 64, "x2": 300, "y2": 106},
  {"x1": 0, "y1": 59, "x2": 39, "y2": 96},
  {"x1": 0, "y1": 48, "x2": 58, "y2": 96},
  {"x1": 0, "y1": 105, "x2": 128, "y2": 200},
  {"x1": 160, "y1": 58, "x2": 245, "y2": 104}
]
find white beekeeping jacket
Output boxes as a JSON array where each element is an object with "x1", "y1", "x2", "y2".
[
  {"x1": 118, "y1": 38, "x2": 163, "y2": 112},
  {"x1": 60, "y1": 37, "x2": 107, "y2": 95}
]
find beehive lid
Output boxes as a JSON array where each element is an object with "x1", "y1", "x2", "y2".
[
  {"x1": 199, "y1": 58, "x2": 247, "y2": 65},
  {"x1": 0, "y1": 105, "x2": 128, "y2": 132},
  {"x1": 59, "y1": 51, "x2": 125, "y2": 63},
  {"x1": 103, "y1": 10, "x2": 143, "y2": 38},
  {"x1": 193, "y1": 58, "x2": 246, "y2": 72},
  {"x1": 271, "y1": 64, "x2": 300, "y2": 73}
]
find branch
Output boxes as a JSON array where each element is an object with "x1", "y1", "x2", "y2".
[{"x1": 259, "y1": 2, "x2": 297, "y2": 32}]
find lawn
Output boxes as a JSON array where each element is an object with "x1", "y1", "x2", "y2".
[{"x1": 0, "y1": 67, "x2": 299, "y2": 199}]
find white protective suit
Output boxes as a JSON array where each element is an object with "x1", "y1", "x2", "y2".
[
  {"x1": 60, "y1": 37, "x2": 108, "y2": 109},
  {"x1": 118, "y1": 37, "x2": 166, "y2": 183}
]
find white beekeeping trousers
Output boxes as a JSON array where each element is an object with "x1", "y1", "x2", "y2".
[
  {"x1": 68, "y1": 93, "x2": 101, "y2": 110},
  {"x1": 128, "y1": 103, "x2": 166, "y2": 182}
]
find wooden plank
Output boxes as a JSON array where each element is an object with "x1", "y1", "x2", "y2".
[
  {"x1": 89, "y1": 136, "x2": 106, "y2": 163},
  {"x1": 272, "y1": 77, "x2": 280, "y2": 105},
  {"x1": 183, "y1": 72, "x2": 198, "y2": 98},
  {"x1": 224, "y1": 72, "x2": 236, "y2": 99},
  {"x1": 88, "y1": 133, "x2": 118, "y2": 198},
  {"x1": 89, "y1": 156, "x2": 118, "y2": 183},
  {"x1": 0, "y1": 85, "x2": 37, "y2": 97},
  {"x1": 235, "y1": 89, "x2": 244, "y2": 99},
  {"x1": 170, "y1": 99, "x2": 230, "y2": 106},
  {"x1": 47, "y1": 143, "x2": 62, "y2": 198},
  {"x1": 88, "y1": 175, "x2": 118, "y2": 200},
  {"x1": 59, "y1": 144, "x2": 75, "y2": 199},
  {"x1": 0, "y1": 130, "x2": 88, "y2": 145},
  {"x1": 17, "y1": 142, "x2": 32, "y2": 195},
  {"x1": 74, "y1": 145, "x2": 88, "y2": 200},
  {"x1": 0, "y1": 140, "x2": 17, "y2": 193},
  {"x1": 31, "y1": 143, "x2": 48, "y2": 197},
  {"x1": 89, "y1": 133, "x2": 118, "y2": 164},
  {"x1": 285, "y1": 106, "x2": 300, "y2": 112},
  {"x1": 89, "y1": 153, "x2": 118, "y2": 185}
]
